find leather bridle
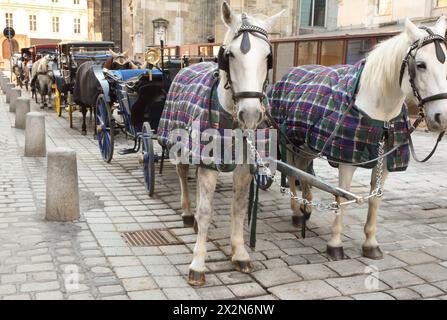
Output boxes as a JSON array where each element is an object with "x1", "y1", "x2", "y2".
[
  {"x1": 399, "y1": 26, "x2": 447, "y2": 118},
  {"x1": 218, "y1": 13, "x2": 273, "y2": 106}
]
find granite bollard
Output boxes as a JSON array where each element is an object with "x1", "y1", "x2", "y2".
[
  {"x1": 9, "y1": 88, "x2": 21, "y2": 112},
  {"x1": 15, "y1": 97, "x2": 30, "y2": 129},
  {"x1": 45, "y1": 148, "x2": 80, "y2": 221},
  {"x1": 24, "y1": 112, "x2": 46, "y2": 157}
]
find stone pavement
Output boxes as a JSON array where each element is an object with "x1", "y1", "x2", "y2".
[{"x1": 1, "y1": 83, "x2": 447, "y2": 300}]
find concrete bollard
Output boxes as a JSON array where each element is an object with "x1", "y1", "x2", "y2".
[
  {"x1": 25, "y1": 112, "x2": 46, "y2": 157},
  {"x1": 9, "y1": 88, "x2": 21, "y2": 112},
  {"x1": 15, "y1": 97, "x2": 31, "y2": 129},
  {"x1": 45, "y1": 148, "x2": 80, "y2": 222},
  {"x1": 5, "y1": 82, "x2": 15, "y2": 103},
  {"x1": 0, "y1": 76, "x2": 6, "y2": 92}
]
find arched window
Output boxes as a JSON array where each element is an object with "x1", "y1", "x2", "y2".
[{"x1": 2, "y1": 38, "x2": 19, "y2": 59}]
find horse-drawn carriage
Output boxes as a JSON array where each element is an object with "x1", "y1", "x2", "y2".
[
  {"x1": 53, "y1": 41, "x2": 115, "y2": 127},
  {"x1": 90, "y1": 46, "x2": 183, "y2": 196}
]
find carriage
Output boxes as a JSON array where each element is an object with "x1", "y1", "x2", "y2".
[
  {"x1": 53, "y1": 41, "x2": 115, "y2": 126},
  {"x1": 90, "y1": 46, "x2": 183, "y2": 196}
]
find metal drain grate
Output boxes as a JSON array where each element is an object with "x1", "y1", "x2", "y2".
[{"x1": 121, "y1": 229, "x2": 183, "y2": 247}]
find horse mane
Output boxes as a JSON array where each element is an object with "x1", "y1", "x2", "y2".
[{"x1": 361, "y1": 28, "x2": 428, "y2": 94}]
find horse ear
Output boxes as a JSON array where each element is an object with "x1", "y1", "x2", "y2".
[
  {"x1": 123, "y1": 50, "x2": 129, "y2": 58},
  {"x1": 435, "y1": 15, "x2": 446, "y2": 37},
  {"x1": 263, "y1": 9, "x2": 286, "y2": 32},
  {"x1": 221, "y1": 1, "x2": 235, "y2": 27},
  {"x1": 405, "y1": 18, "x2": 424, "y2": 42}
]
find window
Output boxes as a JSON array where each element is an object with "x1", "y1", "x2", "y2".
[
  {"x1": 346, "y1": 39, "x2": 373, "y2": 65},
  {"x1": 377, "y1": 0, "x2": 392, "y2": 15},
  {"x1": 5, "y1": 13, "x2": 13, "y2": 28},
  {"x1": 437, "y1": 0, "x2": 447, "y2": 7},
  {"x1": 74, "y1": 0, "x2": 80, "y2": 4},
  {"x1": 300, "y1": 0, "x2": 326, "y2": 28},
  {"x1": 52, "y1": 0, "x2": 58, "y2": 3},
  {"x1": 297, "y1": 41, "x2": 318, "y2": 65},
  {"x1": 52, "y1": 17, "x2": 59, "y2": 33},
  {"x1": 320, "y1": 40, "x2": 344, "y2": 66},
  {"x1": 74, "y1": 18, "x2": 81, "y2": 34},
  {"x1": 29, "y1": 15, "x2": 37, "y2": 32}
]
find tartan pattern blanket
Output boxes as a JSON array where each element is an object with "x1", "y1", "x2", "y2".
[
  {"x1": 269, "y1": 60, "x2": 411, "y2": 172},
  {"x1": 157, "y1": 62, "x2": 270, "y2": 169}
]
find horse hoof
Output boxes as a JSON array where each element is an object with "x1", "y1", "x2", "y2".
[
  {"x1": 40, "y1": 106, "x2": 44, "y2": 109},
  {"x1": 362, "y1": 246, "x2": 384, "y2": 260},
  {"x1": 292, "y1": 215, "x2": 305, "y2": 228},
  {"x1": 81, "y1": 131, "x2": 87, "y2": 136},
  {"x1": 182, "y1": 215, "x2": 195, "y2": 228},
  {"x1": 233, "y1": 260, "x2": 254, "y2": 273},
  {"x1": 188, "y1": 270, "x2": 205, "y2": 286},
  {"x1": 327, "y1": 245, "x2": 345, "y2": 261}
]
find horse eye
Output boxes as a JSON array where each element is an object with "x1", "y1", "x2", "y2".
[
  {"x1": 417, "y1": 62, "x2": 427, "y2": 70},
  {"x1": 228, "y1": 51, "x2": 235, "y2": 58}
]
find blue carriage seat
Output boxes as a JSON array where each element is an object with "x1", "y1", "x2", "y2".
[{"x1": 109, "y1": 69, "x2": 162, "y2": 82}]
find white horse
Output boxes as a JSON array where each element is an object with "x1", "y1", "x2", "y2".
[
  {"x1": 31, "y1": 55, "x2": 54, "y2": 109},
  {"x1": 159, "y1": 1, "x2": 283, "y2": 286},
  {"x1": 272, "y1": 17, "x2": 447, "y2": 261}
]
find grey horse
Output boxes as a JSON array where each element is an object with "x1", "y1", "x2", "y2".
[{"x1": 31, "y1": 55, "x2": 54, "y2": 109}]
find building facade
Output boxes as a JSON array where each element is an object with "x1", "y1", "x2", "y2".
[
  {"x1": 338, "y1": 0, "x2": 447, "y2": 30},
  {"x1": 0, "y1": 0, "x2": 89, "y2": 66},
  {"x1": 122, "y1": 0, "x2": 341, "y2": 59},
  {"x1": 88, "y1": 0, "x2": 122, "y2": 49}
]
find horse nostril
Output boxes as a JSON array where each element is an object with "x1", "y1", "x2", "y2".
[{"x1": 435, "y1": 113, "x2": 442, "y2": 125}]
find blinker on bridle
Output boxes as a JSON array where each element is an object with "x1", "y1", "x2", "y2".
[
  {"x1": 399, "y1": 26, "x2": 447, "y2": 118},
  {"x1": 218, "y1": 13, "x2": 273, "y2": 104}
]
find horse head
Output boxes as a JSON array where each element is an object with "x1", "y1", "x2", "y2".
[
  {"x1": 219, "y1": 1, "x2": 284, "y2": 130},
  {"x1": 400, "y1": 17, "x2": 447, "y2": 132}
]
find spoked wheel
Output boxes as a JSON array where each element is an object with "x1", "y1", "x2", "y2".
[
  {"x1": 142, "y1": 122, "x2": 155, "y2": 197},
  {"x1": 96, "y1": 94, "x2": 114, "y2": 163}
]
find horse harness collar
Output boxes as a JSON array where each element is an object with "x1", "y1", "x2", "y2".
[{"x1": 218, "y1": 13, "x2": 272, "y2": 110}]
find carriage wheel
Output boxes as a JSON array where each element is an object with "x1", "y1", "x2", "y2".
[
  {"x1": 142, "y1": 122, "x2": 155, "y2": 197},
  {"x1": 55, "y1": 87, "x2": 61, "y2": 117},
  {"x1": 96, "y1": 94, "x2": 114, "y2": 163}
]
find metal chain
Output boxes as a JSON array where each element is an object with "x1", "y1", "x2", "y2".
[{"x1": 246, "y1": 134, "x2": 385, "y2": 212}]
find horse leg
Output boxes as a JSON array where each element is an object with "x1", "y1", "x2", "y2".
[
  {"x1": 176, "y1": 164, "x2": 194, "y2": 227},
  {"x1": 287, "y1": 151, "x2": 313, "y2": 227},
  {"x1": 327, "y1": 164, "x2": 357, "y2": 260},
  {"x1": 363, "y1": 167, "x2": 389, "y2": 260},
  {"x1": 231, "y1": 164, "x2": 254, "y2": 273},
  {"x1": 81, "y1": 105, "x2": 87, "y2": 136},
  {"x1": 47, "y1": 87, "x2": 52, "y2": 108},
  {"x1": 188, "y1": 167, "x2": 218, "y2": 286}
]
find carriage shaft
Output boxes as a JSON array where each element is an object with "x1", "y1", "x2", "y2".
[{"x1": 271, "y1": 159, "x2": 361, "y2": 202}]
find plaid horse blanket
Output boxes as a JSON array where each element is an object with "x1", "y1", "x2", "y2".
[
  {"x1": 269, "y1": 60, "x2": 410, "y2": 172},
  {"x1": 157, "y1": 62, "x2": 271, "y2": 170}
]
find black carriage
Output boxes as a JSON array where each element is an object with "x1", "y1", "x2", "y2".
[
  {"x1": 92, "y1": 47, "x2": 181, "y2": 196},
  {"x1": 53, "y1": 41, "x2": 115, "y2": 126}
]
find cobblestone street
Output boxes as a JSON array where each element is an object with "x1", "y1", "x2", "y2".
[{"x1": 1, "y1": 84, "x2": 447, "y2": 300}]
